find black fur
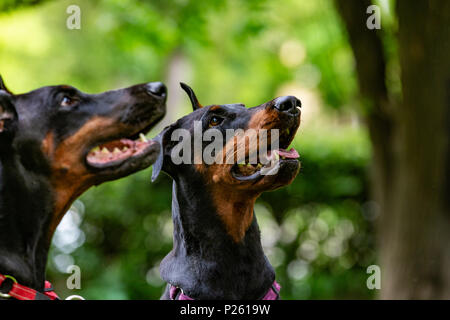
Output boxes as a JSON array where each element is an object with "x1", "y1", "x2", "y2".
[
  {"x1": 0, "y1": 76, "x2": 166, "y2": 295},
  {"x1": 155, "y1": 84, "x2": 301, "y2": 299}
]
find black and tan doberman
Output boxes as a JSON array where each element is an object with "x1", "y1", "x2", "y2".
[
  {"x1": 152, "y1": 83, "x2": 301, "y2": 299},
  {"x1": 0, "y1": 76, "x2": 166, "y2": 299}
]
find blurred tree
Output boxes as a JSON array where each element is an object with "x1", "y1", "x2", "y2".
[
  {"x1": 335, "y1": 0, "x2": 450, "y2": 299},
  {"x1": 0, "y1": 0, "x2": 49, "y2": 12}
]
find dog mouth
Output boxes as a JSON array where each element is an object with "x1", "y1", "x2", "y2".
[
  {"x1": 86, "y1": 129, "x2": 158, "y2": 170},
  {"x1": 231, "y1": 123, "x2": 300, "y2": 181},
  {"x1": 231, "y1": 148, "x2": 300, "y2": 181}
]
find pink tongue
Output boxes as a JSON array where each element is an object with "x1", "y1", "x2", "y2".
[{"x1": 277, "y1": 148, "x2": 299, "y2": 159}]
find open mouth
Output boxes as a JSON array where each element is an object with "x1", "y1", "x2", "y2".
[
  {"x1": 86, "y1": 131, "x2": 157, "y2": 169},
  {"x1": 231, "y1": 126, "x2": 300, "y2": 181},
  {"x1": 231, "y1": 148, "x2": 300, "y2": 181}
]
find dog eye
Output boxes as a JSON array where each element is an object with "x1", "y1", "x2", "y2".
[
  {"x1": 209, "y1": 116, "x2": 223, "y2": 127},
  {"x1": 61, "y1": 96, "x2": 78, "y2": 107}
]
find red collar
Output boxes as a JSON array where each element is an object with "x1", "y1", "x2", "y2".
[
  {"x1": 170, "y1": 281, "x2": 281, "y2": 300},
  {"x1": 0, "y1": 274, "x2": 59, "y2": 300}
]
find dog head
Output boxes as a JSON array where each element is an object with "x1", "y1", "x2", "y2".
[
  {"x1": 0, "y1": 75, "x2": 166, "y2": 235},
  {"x1": 152, "y1": 83, "x2": 301, "y2": 241},
  {"x1": 153, "y1": 83, "x2": 301, "y2": 193}
]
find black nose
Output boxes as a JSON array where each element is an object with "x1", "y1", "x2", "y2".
[
  {"x1": 273, "y1": 96, "x2": 301, "y2": 114},
  {"x1": 146, "y1": 82, "x2": 167, "y2": 98}
]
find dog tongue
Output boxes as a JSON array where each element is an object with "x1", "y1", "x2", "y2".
[{"x1": 277, "y1": 148, "x2": 299, "y2": 159}]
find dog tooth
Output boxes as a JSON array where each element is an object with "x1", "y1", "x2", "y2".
[
  {"x1": 274, "y1": 151, "x2": 279, "y2": 161},
  {"x1": 297, "y1": 106, "x2": 301, "y2": 112},
  {"x1": 113, "y1": 148, "x2": 121, "y2": 155},
  {"x1": 122, "y1": 146, "x2": 129, "y2": 152},
  {"x1": 139, "y1": 133, "x2": 148, "y2": 143},
  {"x1": 91, "y1": 146, "x2": 100, "y2": 153},
  {"x1": 282, "y1": 156, "x2": 286, "y2": 160},
  {"x1": 257, "y1": 163, "x2": 262, "y2": 168},
  {"x1": 101, "y1": 148, "x2": 110, "y2": 154}
]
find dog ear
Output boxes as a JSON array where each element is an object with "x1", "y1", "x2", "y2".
[
  {"x1": 180, "y1": 82, "x2": 203, "y2": 111},
  {"x1": 0, "y1": 94, "x2": 18, "y2": 144},
  {"x1": 151, "y1": 127, "x2": 171, "y2": 182},
  {"x1": 0, "y1": 75, "x2": 13, "y2": 94},
  {"x1": 151, "y1": 131, "x2": 164, "y2": 182}
]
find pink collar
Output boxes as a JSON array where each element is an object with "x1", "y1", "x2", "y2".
[{"x1": 170, "y1": 281, "x2": 281, "y2": 300}]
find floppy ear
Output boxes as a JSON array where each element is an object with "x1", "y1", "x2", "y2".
[
  {"x1": 180, "y1": 82, "x2": 203, "y2": 111},
  {"x1": 151, "y1": 132, "x2": 164, "y2": 182},
  {"x1": 0, "y1": 75, "x2": 12, "y2": 94},
  {"x1": 151, "y1": 127, "x2": 171, "y2": 182},
  {"x1": 0, "y1": 95, "x2": 18, "y2": 144}
]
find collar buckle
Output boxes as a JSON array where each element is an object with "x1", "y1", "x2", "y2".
[{"x1": 0, "y1": 275, "x2": 18, "y2": 299}]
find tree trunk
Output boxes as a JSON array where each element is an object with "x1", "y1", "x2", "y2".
[
  {"x1": 335, "y1": 0, "x2": 450, "y2": 299},
  {"x1": 381, "y1": 0, "x2": 450, "y2": 299}
]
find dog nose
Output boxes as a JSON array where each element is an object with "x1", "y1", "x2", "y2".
[
  {"x1": 273, "y1": 96, "x2": 301, "y2": 115},
  {"x1": 146, "y1": 82, "x2": 167, "y2": 99}
]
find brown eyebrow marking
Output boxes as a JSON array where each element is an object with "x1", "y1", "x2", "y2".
[{"x1": 209, "y1": 105, "x2": 222, "y2": 111}]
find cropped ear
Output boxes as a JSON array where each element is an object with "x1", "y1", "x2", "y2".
[
  {"x1": 180, "y1": 82, "x2": 203, "y2": 111},
  {"x1": 0, "y1": 94, "x2": 18, "y2": 144},
  {"x1": 0, "y1": 75, "x2": 12, "y2": 94}
]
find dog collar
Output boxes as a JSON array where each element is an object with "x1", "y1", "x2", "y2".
[
  {"x1": 169, "y1": 281, "x2": 281, "y2": 300},
  {"x1": 0, "y1": 274, "x2": 59, "y2": 300}
]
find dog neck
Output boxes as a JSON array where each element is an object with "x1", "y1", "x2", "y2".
[
  {"x1": 0, "y1": 154, "x2": 54, "y2": 291},
  {"x1": 160, "y1": 175, "x2": 275, "y2": 299}
]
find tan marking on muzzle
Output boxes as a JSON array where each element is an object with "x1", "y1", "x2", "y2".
[
  {"x1": 46, "y1": 116, "x2": 119, "y2": 242},
  {"x1": 248, "y1": 107, "x2": 280, "y2": 131}
]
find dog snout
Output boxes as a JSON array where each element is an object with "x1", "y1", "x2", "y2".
[
  {"x1": 146, "y1": 82, "x2": 167, "y2": 99},
  {"x1": 273, "y1": 96, "x2": 301, "y2": 116}
]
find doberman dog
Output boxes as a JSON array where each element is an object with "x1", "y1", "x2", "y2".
[
  {"x1": 0, "y1": 76, "x2": 166, "y2": 299},
  {"x1": 152, "y1": 83, "x2": 301, "y2": 299}
]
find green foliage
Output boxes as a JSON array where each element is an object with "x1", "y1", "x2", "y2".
[
  {"x1": 0, "y1": 0, "x2": 49, "y2": 12},
  {"x1": 1, "y1": 0, "x2": 376, "y2": 299}
]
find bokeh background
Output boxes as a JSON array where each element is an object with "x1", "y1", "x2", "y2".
[{"x1": 1, "y1": 0, "x2": 448, "y2": 300}]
